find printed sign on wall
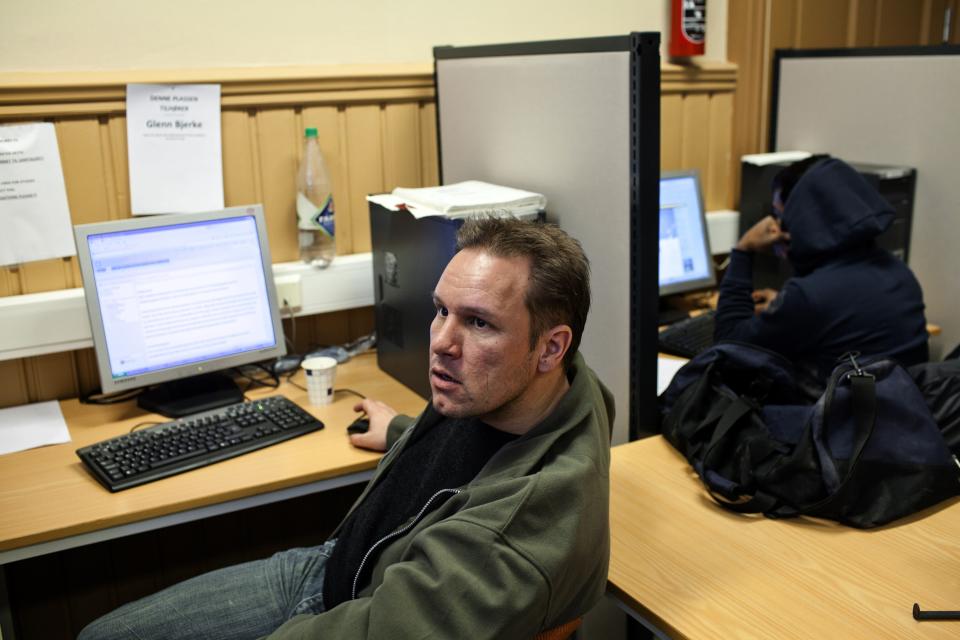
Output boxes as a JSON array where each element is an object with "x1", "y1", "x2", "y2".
[{"x1": 126, "y1": 84, "x2": 224, "y2": 215}]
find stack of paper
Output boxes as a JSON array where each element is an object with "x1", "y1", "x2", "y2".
[
  {"x1": 383, "y1": 181, "x2": 547, "y2": 219},
  {"x1": 741, "y1": 151, "x2": 812, "y2": 166}
]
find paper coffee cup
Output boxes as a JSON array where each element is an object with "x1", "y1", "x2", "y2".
[{"x1": 301, "y1": 356, "x2": 337, "y2": 405}]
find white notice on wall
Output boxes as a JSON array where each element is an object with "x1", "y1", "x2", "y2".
[
  {"x1": 0, "y1": 122, "x2": 75, "y2": 267},
  {"x1": 126, "y1": 83, "x2": 224, "y2": 215}
]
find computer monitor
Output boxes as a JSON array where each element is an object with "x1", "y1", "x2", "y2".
[
  {"x1": 658, "y1": 170, "x2": 716, "y2": 297},
  {"x1": 74, "y1": 205, "x2": 287, "y2": 417}
]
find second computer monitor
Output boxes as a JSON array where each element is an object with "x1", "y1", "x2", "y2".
[{"x1": 659, "y1": 171, "x2": 715, "y2": 296}]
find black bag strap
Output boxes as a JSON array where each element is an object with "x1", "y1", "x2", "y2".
[
  {"x1": 793, "y1": 369, "x2": 877, "y2": 516},
  {"x1": 703, "y1": 400, "x2": 779, "y2": 512},
  {"x1": 692, "y1": 399, "x2": 730, "y2": 442},
  {"x1": 698, "y1": 396, "x2": 785, "y2": 513},
  {"x1": 706, "y1": 484, "x2": 781, "y2": 514},
  {"x1": 701, "y1": 396, "x2": 754, "y2": 471},
  {"x1": 679, "y1": 374, "x2": 730, "y2": 459}
]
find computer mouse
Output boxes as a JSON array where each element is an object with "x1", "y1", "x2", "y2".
[{"x1": 347, "y1": 416, "x2": 370, "y2": 435}]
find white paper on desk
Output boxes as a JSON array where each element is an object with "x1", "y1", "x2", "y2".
[
  {"x1": 0, "y1": 400, "x2": 70, "y2": 456},
  {"x1": 126, "y1": 84, "x2": 224, "y2": 215},
  {"x1": 658, "y1": 356, "x2": 689, "y2": 396},
  {"x1": 741, "y1": 150, "x2": 812, "y2": 166},
  {"x1": 0, "y1": 123, "x2": 76, "y2": 267},
  {"x1": 366, "y1": 194, "x2": 405, "y2": 212},
  {"x1": 364, "y1": 193, "x2": 451, "y2": 220},
  {"x1": 391, "y1": 181, "x2": 547, "y2": 219},
  {"x1": 403, "y1": 202, "x2": 448, "y2": 219}
]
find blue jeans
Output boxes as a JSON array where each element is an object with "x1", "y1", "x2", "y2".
[{"x1": 78, "y1": 539, "x2": 337, "y2": 640}]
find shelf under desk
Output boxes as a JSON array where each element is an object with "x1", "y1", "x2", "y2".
[
  {"x1": 608, "y1": 436, "x2": 960, "y2": 639},
  {"x1": 0, "y1": 352, "x2": 426, "y2": 565}
]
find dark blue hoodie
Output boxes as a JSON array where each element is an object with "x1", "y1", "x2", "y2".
[{"x1": 715, "y1": 158, "x2": 928, "y2": 377}]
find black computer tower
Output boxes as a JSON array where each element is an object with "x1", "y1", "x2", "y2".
[
  {"x1": 739, "y1": 157, "x2": 917, "y2": 289},
  {"x1": 369, "y1": 203, "x2": 462, "y2": 399}
]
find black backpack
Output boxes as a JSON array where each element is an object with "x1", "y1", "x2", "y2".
[
  {"x1": 659, "y1": 343, "x2": 960, "y2": 528},
  {"x1": 909, "y1": 358, "x2": 960, "y2": 455}
]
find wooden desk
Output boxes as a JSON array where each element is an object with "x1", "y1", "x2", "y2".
[
  {"x1": 0, "y1": 353, "x2": 425, "y2": 565},
  {"x1": 664, "y1": 292, "x2": 942, "y2": 337},
  {"x1": 608, "y1": 436, "x2": 960, "y2": 639}
]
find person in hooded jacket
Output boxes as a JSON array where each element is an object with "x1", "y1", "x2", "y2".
[{"x1": 715, "y1": 155, "x2": 929, "y2": 378}]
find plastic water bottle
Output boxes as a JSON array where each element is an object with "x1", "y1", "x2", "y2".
[{"x1": 296, "y1": 127, "x2": 335, "y2": 267}]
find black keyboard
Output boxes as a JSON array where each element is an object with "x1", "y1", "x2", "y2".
[
  {"x1": 658, "y1": 310, "x2": 716, "y2": 359},
  {"x1": 77, "y1": 396, "x2": 324, "y2": 492}
]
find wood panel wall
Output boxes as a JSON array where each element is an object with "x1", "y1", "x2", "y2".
[
  {"x1": 0, "y1": 61, "x2": 736, "y2": 408},
  {"x1": 727, "y1": 0, "x2": 958, "y2": 205},
  {"x1": 661, "y1": 62, "x2": 738, "y2": 211}
]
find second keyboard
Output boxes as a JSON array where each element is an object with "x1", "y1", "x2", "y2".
[{"x1": 658, "y1": 310, "x2": 717, "y2": 359}]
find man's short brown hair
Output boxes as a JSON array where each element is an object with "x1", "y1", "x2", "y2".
[{"x1": 456, "y1": 217, "x2": 590, "y2": 369}]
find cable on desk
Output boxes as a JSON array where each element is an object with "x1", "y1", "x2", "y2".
[
  {"x1": 80, "y1": 388, "x2": 144, "y2": 405},
  {"x1": 130, "y1": 421, "x2": 163, "y2": 433},
  {"x1": 234, "y1": 363, "x2": 280, "y2": 393},
  {"x1": 286, "y1": 377, "x2": 307, "y2": 392},
  {"x1": 283, "y1": 376, "x2": 366, "y2": 402}
]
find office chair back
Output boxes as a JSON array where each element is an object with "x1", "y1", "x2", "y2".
[{"x1": 534, "y1": 616, "x2": 582, "y2": 640}]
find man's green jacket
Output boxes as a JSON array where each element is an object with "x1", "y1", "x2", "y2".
[{"x1": 267, "y1": 352, "x2": 614, "y2": 639}]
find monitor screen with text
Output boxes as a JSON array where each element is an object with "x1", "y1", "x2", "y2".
[{"x1": 76, "y1": 207, "x2": 284, "y2": 392}]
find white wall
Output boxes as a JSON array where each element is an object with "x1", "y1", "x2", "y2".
[{"x1": 0, "y1": 0, "x2": 726, "y2": 71}]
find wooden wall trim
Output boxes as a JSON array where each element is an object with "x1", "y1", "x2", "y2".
[
  {"x1": 0, "y1": 88, "x2": 439, "y2": 119},
  {"x1": 0, "y1": 64, "x2": 438, "y2": 118},
  {"x1": 662, "y1": 61, "x2": 738, "y2": 93},
  {"x1": 0, "y1": 64, "x2": 435, "y2": 102}
]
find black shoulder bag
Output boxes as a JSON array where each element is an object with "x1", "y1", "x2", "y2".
[{"x1": 660, "y1": 343, "x2": 960, "y2": 528}]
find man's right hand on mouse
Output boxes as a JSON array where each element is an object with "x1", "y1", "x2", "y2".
[{"x1": 349, "y1": 398, "x2": 398, "y2": 452}]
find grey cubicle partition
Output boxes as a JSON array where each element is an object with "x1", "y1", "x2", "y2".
[
  {"x1": 771, "y1": 46, "x2": 960, "y2": 359},
  {"x1": 434, "y1": 34, "x2": 661, "y2": 444}
]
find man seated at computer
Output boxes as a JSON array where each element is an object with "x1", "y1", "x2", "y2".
[
  {"x1": 714, "y1": 154, "x2": 928, "y2": 378},
  {"x1": 80, "y1": 217, "x2": 614, "y2": 640}
]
